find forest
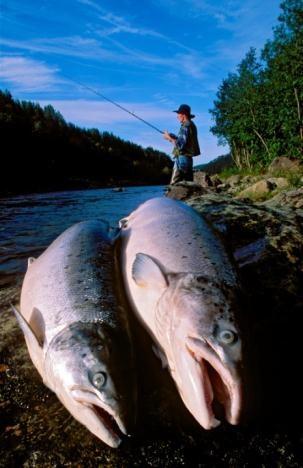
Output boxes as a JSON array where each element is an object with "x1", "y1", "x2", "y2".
[
  {"x1": 0, "y1": 90, "x2": 173, "y2": 196},
  {"x1": 210, "y1": 0, "x2": 303, "y2": 170}
]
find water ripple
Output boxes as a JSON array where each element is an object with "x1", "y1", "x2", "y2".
[{"x1": 0, "y1": 186, "x2": 164, "y2": 285}]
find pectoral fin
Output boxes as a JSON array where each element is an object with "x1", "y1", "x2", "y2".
[
  {"x1": 132, "y1": 253, "x2": 168, "y2": 289},
  {"x1": 152, "y1": 344, "x2": 168, "y2": 369},
  {"x1": 11, "y1": 304, "x2": 44, "y2": 350}
]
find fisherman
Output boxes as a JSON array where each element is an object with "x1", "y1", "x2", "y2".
[{"x1": 163, "y1": 104, "x2": 200, "y2": 185}]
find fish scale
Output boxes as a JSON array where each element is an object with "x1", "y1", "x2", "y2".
[
  {"x1": 120, "y1": 197, "x2": 243, "y2": 431},
  {"x1": 14, "y1": 220, "x2": 136, "y2": 448},
  {"x1": 21, "y1": 221, "x2": 119, "y2": 343}
]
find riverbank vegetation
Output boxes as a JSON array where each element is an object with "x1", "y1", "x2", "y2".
[
  {"x1": 0, "y1": 90, "x2": 172, "y2": 196},
  {"x1": 210, "y1": 0, "x2": 302, "y2": 170}
]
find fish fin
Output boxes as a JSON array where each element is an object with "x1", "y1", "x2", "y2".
[
  {"x1": 11, "y1": 304, "x2": 44, "y2": 349},
  {"x1": 97, "y1": 220, "x2": 121, "y2": 243},
  {"x1": 119, "y1": 217, "x2": 128, "y2": 229},
  {"x1": 29, "y1": 307, "x2": 45, "y2": 346},
  {"x1": 152, "y1": 345, "x2": 168, "y2": 369},
  {"x1": 28, "y1": 257, "x2": 36, "y2": 267},
  {"x1": 132, "y1": 253, "x2": 168, "y2": 289},
  {"x1": 108, "y1": 227, "x2": 121, "y2": 243},
  {"x1": 96, "y1": 219, "x2": 110, "y2": 233}
]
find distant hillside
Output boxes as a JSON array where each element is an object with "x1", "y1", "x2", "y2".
[
  {"x1": 0, "y1": 90, "x2": 173, "y2": 196},
  {"x1": 194, "y1": 154, "x2": 233, "y2": 175}
]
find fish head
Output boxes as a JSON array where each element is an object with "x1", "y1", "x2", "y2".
[
  {"x1": 131, "y1": 253, "x2": 243, "y2": 430},
  {"x1": 45, "y1": 321, "x2": 136, "y2": 448},
  {"x1": 158, "y1": 272, "x2": 243, "y2": 430}
]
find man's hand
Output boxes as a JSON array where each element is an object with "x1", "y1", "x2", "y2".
[
  {"x1": 163, "y1": 130, "x2": 171, "y2": 141},
  {"x1": 163, "y1": 131, "x2": 176, "y2": 143}
]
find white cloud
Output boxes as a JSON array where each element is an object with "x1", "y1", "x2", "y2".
[
  {"x1": 0, "y1": 56, "x2": 60, "y2": 91},
  {"x1": 79, "y1": 0, "x2": 194, "y2": 52},
  {"x1": 37, "y1": 99, "x2": 173, "y2": 127},
  {"x1": 0, "y1": 35, "x2": 206, "y2": 81},
  {"x1": 0, "y1": 36, "x2": 113, "y2": 61},
  {"x1": 97, "y1": 12, "x2": 163, "y2": 38},
  {"x1": 177, "y1": 52, "x2": 205, "y2": 79}
]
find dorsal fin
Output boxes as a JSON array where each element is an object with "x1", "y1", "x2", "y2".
[{"x1": 28, "y1": 257, "x2": 36, "y2": 267}]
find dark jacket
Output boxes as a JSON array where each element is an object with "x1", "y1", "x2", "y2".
[{"x1": 173, "y1": 120, "x2": 200, "y2": 157}]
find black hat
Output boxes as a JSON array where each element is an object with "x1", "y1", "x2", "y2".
[{"x1": 173, "y1": 104, "x2": 195, "y2": 118}]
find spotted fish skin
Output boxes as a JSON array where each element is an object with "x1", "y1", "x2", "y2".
[
  {"x1": 14, "y1": 220, "x2": 136, "y2": 448},
  {"x1": 120, "y1": 197, "x2": 243, "y2": 430}
]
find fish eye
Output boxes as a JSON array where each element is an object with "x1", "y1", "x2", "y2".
[
  {"x1": 92, "y1": 372, "x2": 107, "y2": 389},
  {"x1": 218, "y1": 329, "x2": 237, "y2": 345}
]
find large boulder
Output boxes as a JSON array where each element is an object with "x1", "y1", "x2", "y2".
[
  {"x1": 186, "y1": 193, "x2": 303, "y2": 422},
  {"x1": 225, "y1": 174, "x2": 242, "y2": 187},
  {"x1": 210, "y1": 175, "x2": 223, "y2": 187},
  {"x1": 166, "y1": 181, "x2": 211, "y2": 201},
  {"x1": 193, "y1": 171, "x2": 213, "y2": 187},
  {"x1": 262, "y1": 186, "x2": 303, "y2": 209},
  {"x1": 236, "y1": 179, "x2": 276, "y2": 200},
  {"x1": 266, "y1": 177, "x2": 289, "y2": 190},
  {"x1": 267, "y1": 156, "x2": 301, "y2": 174}
]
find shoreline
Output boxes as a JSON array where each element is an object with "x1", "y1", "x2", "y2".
[{"x1": 0, "y1": 180, "x2": 167, "y2": 200}]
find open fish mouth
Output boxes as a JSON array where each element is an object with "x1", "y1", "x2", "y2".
[
  {"x1": 70, "y1": 387, "x2": 127, "y2": 447},
  {"x1": 185, "y1": 336, "x2": 242, "y2": 428},
  {"x1": 90, "y1": 402, "x2": 125, "y2": 439}
]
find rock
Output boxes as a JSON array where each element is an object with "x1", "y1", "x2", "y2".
[
  {"x1": 267, "y1": 177, "x2": 289, "y2": 190},
  {"x1": 241, "y1": 175, "x2": 260, "y2": 185},
  {"x1": 187, "y1": 193, "x2": 303, "y2": 421},
  {"x1": 217, "y1": 183, "x2": 230, "y2": 192},
  {"x1": 0, "y1": 364, "x2": 9, "y2": 372},
  {"x1": 225, "y1": 174, "x2": 242, "y2": 187},
  {"x1": 236, "y1": 179, "x2": 276, "y2": 200},
  {"x1": 193, "y1": 171, "x2": 213, "y2": 187},
  {"x1": 112, "y1": 187, "x2": 124, "y2": 192},
  {"x1": 210, "y1": 175, "x2": 223, "y2": 187},
  {"x1": 166, "y1": 181, "x2": 211, "y2": 201},
  {"x1": 262, "y1": 187, "x2": 303, "y2": 209},
  {"x1": 267, "y1": 156, "x2": 301, "y2": 174}
]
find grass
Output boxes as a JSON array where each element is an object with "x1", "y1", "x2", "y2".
[
  {"x1": 219, "y1": 164, "x2": 302, "y2": 184},
  {"x1": 269, "y1": 169, "x2": 303, "y2": 188},
  {"x1": 218, "y1": 165, "x2": 265, "y2": 180}
]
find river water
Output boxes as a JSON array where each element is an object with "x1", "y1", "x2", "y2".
[{"x1": 0, "y1": 185, "x2": 164, "y2": 286}]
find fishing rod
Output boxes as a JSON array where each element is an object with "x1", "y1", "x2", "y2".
[{"x1": 62, "y1": 73, "x2": 164, "y2": 135}]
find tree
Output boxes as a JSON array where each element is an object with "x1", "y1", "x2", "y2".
[
  {"x1": 0, "y1": 90, "x2": 172, "y2": 195},
  {"x1": 210, "y1": 1, "x2": 303, "y2": 168}
]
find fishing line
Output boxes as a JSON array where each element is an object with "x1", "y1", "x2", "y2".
[{"x1": 62, "y1": 73, "x2": 164, "y2": 135}]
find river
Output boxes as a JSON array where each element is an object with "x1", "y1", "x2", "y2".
[{"x1": 0, "y1": 185, "x2": 164, "y2": 286}]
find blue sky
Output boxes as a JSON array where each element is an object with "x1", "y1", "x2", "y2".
[{"x1": 0, "y1": 0, "x2": 281, "y2": 164}]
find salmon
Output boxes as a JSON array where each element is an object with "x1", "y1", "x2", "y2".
[
  {"x1": 120, "y1": 197, "x2": 242, "y2": 429},
  {"x1": 13, "y1": 220, "x2": 136, "y2": 448}
]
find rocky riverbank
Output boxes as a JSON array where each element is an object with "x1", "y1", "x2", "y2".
[{"x1": 167, "y1": 156, "x2": 303, "y2": 207}]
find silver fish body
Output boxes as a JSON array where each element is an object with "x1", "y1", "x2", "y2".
[
  {"x1": 119, "y1": 197, "x2": 243, "y2": 430},
  {"x1": 14, "y1": 220, "x2": 136, "y2": 448}
]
